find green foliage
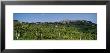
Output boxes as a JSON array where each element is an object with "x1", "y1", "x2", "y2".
[{"x1": 14, "y1": 20, "x2": 97, "y2": 40}]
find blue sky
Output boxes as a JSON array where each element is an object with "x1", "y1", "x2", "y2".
[{"x1": 13, "y1": 13, "x2": 97, "y2": 24}]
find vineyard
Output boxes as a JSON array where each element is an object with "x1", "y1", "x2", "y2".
[{"x1": 14, "y1": 20, "x2": 97, "y2": 40}]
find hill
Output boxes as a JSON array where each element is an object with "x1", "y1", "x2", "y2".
[{"x1": 13, "y1": 20, "x2": 97, "y2": 40}]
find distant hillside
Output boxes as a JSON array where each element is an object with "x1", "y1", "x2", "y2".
[{"x1": 14, "y1": 19, "x2": 96, "y2": 25}]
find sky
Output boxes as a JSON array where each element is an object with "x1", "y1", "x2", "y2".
[{"x1": 13, "y1": 13, "x2": 97, "y2": 24}]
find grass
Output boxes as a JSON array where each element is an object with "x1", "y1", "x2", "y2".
[{"x1": 14, "y1": 20, "x2": 97, "y2": 40}]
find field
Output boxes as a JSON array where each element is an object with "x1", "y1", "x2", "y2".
[{"x1": 14, "y1": 20, "x2": 97, "y2": 40}]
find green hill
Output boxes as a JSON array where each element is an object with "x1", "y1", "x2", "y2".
[{"x1": 14, "y1": 20, "x2": 97, "y2": 40}]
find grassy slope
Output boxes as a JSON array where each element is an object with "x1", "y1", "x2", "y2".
[{"x1": 14, "y1": 21, "x2": 97, "y2": 40}]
